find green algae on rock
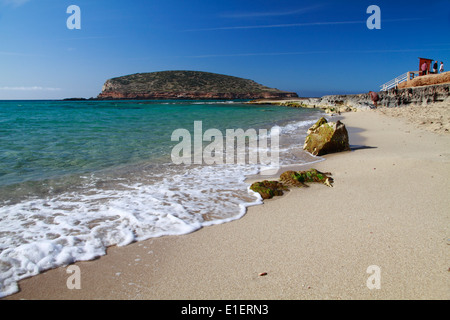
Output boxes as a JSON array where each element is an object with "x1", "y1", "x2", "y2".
[
  {"x1": 280, "y1": 169, "x2": 334, "y2": 188},
  {"x1": 307, "y1": 117, "x2": 329, "y2": 135},
  {"x1": 249, "y1": 180, "x2": 289, "y2": 200},
  {"x1": 250, "y1": 169, "x2": 333, "y2": 201},
  {"x1": 303, "y1": 117, "x2": 351, "y2": 156}
]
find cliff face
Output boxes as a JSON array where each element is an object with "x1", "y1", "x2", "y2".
[
  {"x1": 379, "y1": 83, "x2": 450, "y2": 107},
  {"x1": 248, "y1": 83, "x2": 450, "y2": 116},
  {"x1": 301, "y1": 83, "x2": 450, "y2": 109},
  {"x1": 398, "y1": 71, "x2": 450, "y2": 89},
  {"x1": 97, "y1": 90, "x2": 298, "y2": 100},
  {"x1": 97, "y1": 71, "x2": 298, "y2": 100}
]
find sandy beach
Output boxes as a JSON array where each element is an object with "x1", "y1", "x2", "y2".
[
  {"x1": 5, "y1": 102, "x2": 450, "y2": 300},
  {"x1": 377, "y1": 101, "x2": 450, "y2": 135}
]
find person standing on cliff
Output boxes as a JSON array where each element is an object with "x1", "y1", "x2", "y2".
[
  {"x1": 421, "y1": 62, "x2": 428, "y2": 76},
  {"x1": 369, "y1": 91, "x2": 379, "y2": 109},
  {"x1": 433, "y1": 60, "x2": 438, "y2": 74},
  {"x1": 440, "y1": 61, "x2": 444, "y2": 73}
]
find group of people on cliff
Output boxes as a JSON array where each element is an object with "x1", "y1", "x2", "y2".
[
  {"x1": 368, "y1": 60, "x2": 445, "y2": 109},
  {"x1": 421, "y1": 60, "x2": 444, "y2": 76}
]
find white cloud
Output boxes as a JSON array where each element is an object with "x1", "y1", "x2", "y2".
[
  {"x1": 187, "y1": 47, "x2": 450, "y2": 59},
  {"x1": 185, "y1": 20, "x2": 365, "y2": 32},
  {"x1": 1, "y1": 0, "x2": 31, "y2": 7},
  {"x1": 222, "y1": 5, "x2": 322, "y2": 19},
  {"x1": 0, "y1": 51, "x2": 39, "y2": 57},
  {"x1": 185, "y1": 18, "x2": 423, "y2": 32},
  {"x1": 0, "y1": 86, "x2": 61, "y2": 91}
]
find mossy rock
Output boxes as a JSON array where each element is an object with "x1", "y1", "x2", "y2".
[
  {"x1": 279, "y1": 169, "x2": 333, "y2": 188},
  {"x1": 303, "y1": 118, "x2": 351, "y2": 156},
  {"x1": 284, "y1": 102, "x2": 307, "y2": 108},
  {"x1": 279, "y1": 171, "x2": 309, "y2": 188},
  {"x1": 250, "y1": 180, "x2": 289, "y2": 200},
  {"x1": 250, "y1": 169, "x2": 334, "y2": 202},
  {"x1": 307, "y1": 117, "x2": 329, "y2": 134}
]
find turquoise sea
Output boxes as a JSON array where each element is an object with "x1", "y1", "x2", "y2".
[{"x1": 0, "y1": 99, "x2": 324, "y2": 297}]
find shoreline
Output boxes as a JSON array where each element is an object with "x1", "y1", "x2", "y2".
[
  {"x1": 0, "y1": 100, "x2": 323, "y2": 298},
  {"x1": 5, "y1": 103, "x2": 450, "y2": 300}
]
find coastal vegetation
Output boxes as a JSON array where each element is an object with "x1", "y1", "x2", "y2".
[{"x1": 97, "y1": 71, "x2": 298, "y2": 100}]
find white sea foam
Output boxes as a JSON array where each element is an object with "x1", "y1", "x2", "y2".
[
  {"x1": 191, "y1": 101, "x2": 235, "y2": 104},
  {"x1": 0, "y1": 116, "x2": 320, "y2": 297},
  {"x1": 280, "y1": 118, "x2": 318, "y2": 134},
  {"x1": 0, "y1": 163, "x2": 264, "y2": 297}
]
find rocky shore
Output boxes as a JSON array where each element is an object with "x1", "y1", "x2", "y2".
[
  {"x1": 249, "y1": 83, "x2": 450, "y2": 114},
  {"x1": 97, "y1": 90, "x2": 298, "y2": 100}
]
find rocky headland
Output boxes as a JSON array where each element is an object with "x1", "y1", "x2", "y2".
[
  {"x1": 249, "y1": 82, "x2": 450, "y2": 114},
  {"x1": 96, "y1": 71, "x2": 298, "y2": 100}
]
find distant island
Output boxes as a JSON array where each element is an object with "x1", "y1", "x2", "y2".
[{"x1": 95, "y1": 70, "x2": 299, "y2": 100}]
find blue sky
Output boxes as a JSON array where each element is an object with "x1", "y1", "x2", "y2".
[{"x1": 0, "y1": 0, "x2": 449, "y2": 99}]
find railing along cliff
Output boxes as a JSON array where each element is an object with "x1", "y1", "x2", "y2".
[{"x1": 380, "y1": 71, "x2": 420, "y2": 91}]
